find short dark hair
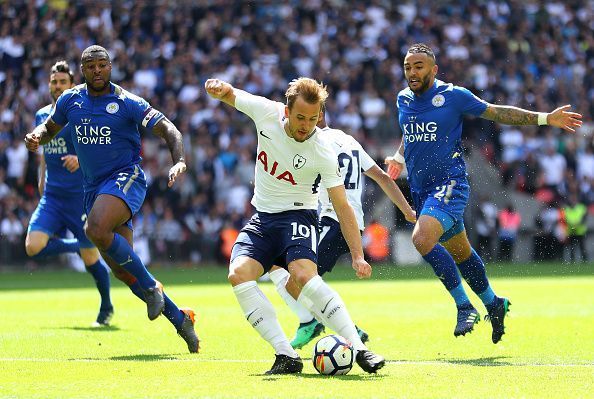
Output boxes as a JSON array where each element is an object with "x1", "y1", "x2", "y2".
[
  {"x1": 407, "y1": 43, "x2": 436, "y2": 64},
  {"x1": 50, "y1": 60, "x2": 74, "y2": 83},
  {"x1": 81, "y1": 45, "x2": 110, "y2": 63}
]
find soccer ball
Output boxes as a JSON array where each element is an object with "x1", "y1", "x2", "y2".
[{"x1": 312, "y1": 334, "x2": 354, "y2": 375}]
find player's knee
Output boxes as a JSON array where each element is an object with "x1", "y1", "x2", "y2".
[
  {"x1": 84, "y1": 222, "x2": 110, "y2": 250},
  {"x1": 79, "y1": 248, "x2": 100, "y2": 265},
  {"x1": 228, "y1": 269, "x2": 247, "y2": 286},
  {"x1": 227, "y1": 264, "x2": 257, "y2": 286},
  {"x1": 228, "y1": 257, "x2": 261, "y2": 286},
  {"x1": 291, "y1": 268, "x2": 316, "y2": 287},
  {"x1": 25, "y1": 240, "x2": 43, "y2": 257},
  {"x1": 412, "y1": 230, "x2": 434, "y2": 255},
  {"x1": 25, "y1": 232, "x2": 49, "y2": 257}
]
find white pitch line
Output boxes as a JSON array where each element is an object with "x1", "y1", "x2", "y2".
[{"x1": 0, "y1": 358, "x2": 592, "y2": 367}]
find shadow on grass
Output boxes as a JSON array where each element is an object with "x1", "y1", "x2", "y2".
[
  {"x1": 63, "y1": 325, "x2": 121, "y2": 332},
  {"x1": 67, "y1": 354, "x2": 183, "y2": 362},
  {"x1": 297, "y1": 372, "x2": 383, "y2": 380},
  {"x1": 436, "y1": 356, "x2": 513, "y2": 367},
  {"x1": 109, "y1": 354, "x2": 179, "y2": 361},
  {"x1": 43, "y1": 325, "x2": 121, "y2": 332},
  {"x1": 259, "y1": 372, "x2": 380, "y2": 381}
]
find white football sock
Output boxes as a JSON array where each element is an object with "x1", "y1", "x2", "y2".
[
  {"x1": 298, "y1": 275, "x2": 366, "y2": 352},
  {"x1": 233, "y1": 281, "x2": 298, "y2": 358},
  {"x1": 269, "y1": 268, "x2": 315, "y2": 324}
]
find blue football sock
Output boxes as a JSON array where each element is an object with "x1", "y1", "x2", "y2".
[
  {"x1": 457, "y1": 248, "x2": 496, "y2": 306},
  {"x1": 479, "y1": 288, "x2": 497, "y2": 308},
  {"x1": 128, "y1": 280, "x2": 145, "y2": 301},
  {"x1": 31, "y1": 238, "x2": 79, "y2": 259},
  {"x1": 449, "y1": 284, "x2": 472, "y2": 308},
  {"x1": 105, "y1": 233, "x2": 155, "y2": 290},
  {"x1": 86, "y1": 260, "x2": 112, "y2": 311},
  {"x1": 163, "y1": 293, "x2": 185, "y2": 329},
  {"x1": 423, "y1": 245, "x2": 471, "y2": 307}
]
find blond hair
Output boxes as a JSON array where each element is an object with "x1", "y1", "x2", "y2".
[{"x1": 285, "y1": 77, "x2": 328, "y2": 110}]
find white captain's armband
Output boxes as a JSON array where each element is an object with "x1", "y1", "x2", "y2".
[{"x1": 142, "y1": 108, "x2": 160, "y2": 127}]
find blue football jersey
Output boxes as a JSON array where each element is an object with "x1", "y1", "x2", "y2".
[
  {"x1": 50, "y1": 83, "x2": 164, "y2": 187},
  {"x1": 397, "y1": 79, "x2": 488, "y2": 191},
  {"x1": 35, "y1": 104, "x2": 83, "y2": 196}
]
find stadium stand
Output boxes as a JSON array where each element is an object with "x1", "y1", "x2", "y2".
[{"x1": 1, "y1": 1, "x2": 592, "y2": 265}]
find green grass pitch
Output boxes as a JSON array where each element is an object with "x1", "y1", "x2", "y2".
[{"x1": 0, "y1": 262, "x2": 593, "y2": 399}]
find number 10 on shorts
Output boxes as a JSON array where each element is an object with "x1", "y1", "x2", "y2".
[{"x1": 291, "y1": 222, "x2": 317, "y2": 253}]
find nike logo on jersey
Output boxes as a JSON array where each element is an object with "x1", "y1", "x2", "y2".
[
  {"x1": 259, "y1": 130, "x2": 271, "y2": 139},
  {"x1": 320, "y1": 298, "x2": 333, "y2": 314}
]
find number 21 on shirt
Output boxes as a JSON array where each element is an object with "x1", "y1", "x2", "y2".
[{"x1": 338, "y1": 150, "x2": 360, "y2": 190}]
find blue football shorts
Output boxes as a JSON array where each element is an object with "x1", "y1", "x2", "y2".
[
  {"x1": 412, "y1": 178, "x2": 469, "y2": 242},
  {"x1": 231, "y1": 209, "x2": 319, "y2": 273},
  {"x1": 317, "y1": 216, "x2": 362, "y2": 276},
  {"x1": 84, "y1": 164, "x2": 147, "y2": 230},
  {"x1": 28, "y1": 191, "x2": 94, "y2": 248}
]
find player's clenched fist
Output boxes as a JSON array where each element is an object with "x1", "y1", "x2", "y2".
[
  {"x1": 384, "y1": 158, "x2": 403, "y2": 180},
  {"x1": 205, "y1": 78, "x2": 231, "y2": 99},
  {"x1": 25, "y1": 132, "x2": 40, "y2": 152},
  {"x1": 352, "y1": 258, "x2": 372, "y2": 279},
  {"x1": 168, "y1": 161, "x2": 187, "y2": 187}
]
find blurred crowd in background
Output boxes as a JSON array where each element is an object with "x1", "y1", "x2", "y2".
[{"x1": 0, "y1": 0, "x2": 592, "y2": 266}]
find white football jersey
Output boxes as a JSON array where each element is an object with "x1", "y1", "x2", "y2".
[
  {"x1": 318, "y1": 127, "x2": 376, "y2": 230},
  {"x1": 235, "y1": 90, "x2": 343, "y2": 213}
]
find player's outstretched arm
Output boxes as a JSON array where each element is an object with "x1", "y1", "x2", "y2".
[
  {"x1": 481, "y1": 104, "x2": 583, "y2": 133},
  {"x1": 364, "y1": 165, "x2": 416, "y2": 224},
  {"x1": 384, "y1": 141, "x2": 405, "y2": 180},
  {"x1": 153, "y1": 118, "x2": 186, "y2": 187},
  {"x1": 327, "y1": 185, "x2": 372, "y2": 279},
  {"x1": 24, "y1": 118, "x2": 63, "y2": 152},
  {"x1": 204, "y1": 78, "x2": 237, "y2": 108}
]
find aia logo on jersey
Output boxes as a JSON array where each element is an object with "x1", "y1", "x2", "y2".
[
  {"x1": 258, "y1": 150, "x2": 297, "y2": 185},
  {"x1": 293, "y1": 154, "x2": 306, "y2": 169}
]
